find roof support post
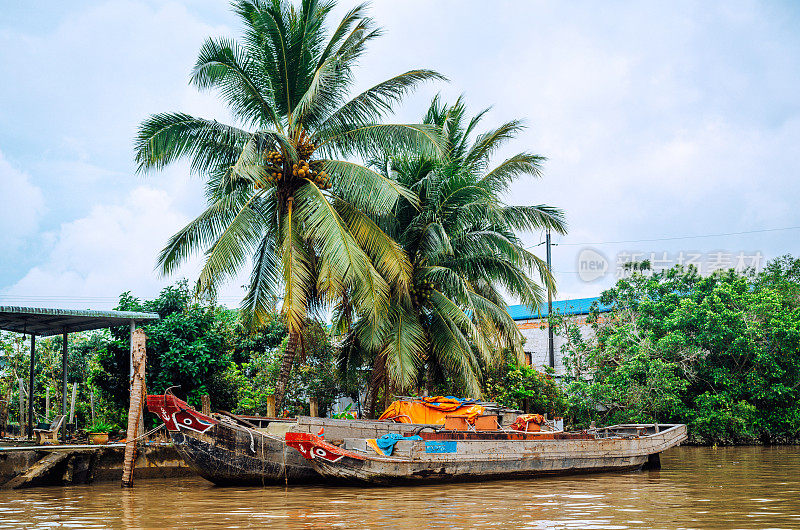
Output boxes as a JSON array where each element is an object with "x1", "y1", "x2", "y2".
[
  {"x1": 61, "y1": 331, "x2": 68, "y2": 441},
  {"x1": 129, "y1": 320, "x2": 135, "y2": 381},
  {"x1": 27, "y1": 334, "x2": 35, "y2": 438}
]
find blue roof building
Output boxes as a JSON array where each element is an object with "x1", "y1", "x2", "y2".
[
  {"x1": 506, "y1": 296, "x2": 612, "y2": 321},
  {"x1": 508, "y1": 296, "x2": 612, "y2": 375}
]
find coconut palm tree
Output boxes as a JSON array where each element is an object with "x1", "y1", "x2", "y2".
[
  {"x1": 337, "y1": 96, "x2": 567, "y2": 403},
  {"x1": 133, "y1": 0, "x2": 445, "y2": 408}
]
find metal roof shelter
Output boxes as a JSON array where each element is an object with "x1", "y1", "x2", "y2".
[{"x1": 0, "y1": 306, "x2": 159, "y2": 439}]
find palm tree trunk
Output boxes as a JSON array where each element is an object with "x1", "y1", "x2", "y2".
[
  {"x1": 382, "y1": 378, "x2": 393, "y2": 413},
  {"x1": 367, "y1": 354, "x2": 386, "y2": 419},
  {"x1": 274, "y1": 331, "x2": 300, "y2": 413},
  {"x1": 424, "y1": 359, "x2": 433, "y2": 396}
]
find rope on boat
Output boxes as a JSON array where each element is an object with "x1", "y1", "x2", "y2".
[
  {"x1": 127, "y1": 423, "x2": 165, "y2": 443},
  {"x1": 248, "y1": 429, "x2": 256, "y2": 454}
]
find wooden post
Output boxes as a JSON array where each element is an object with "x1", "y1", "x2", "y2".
[
  {"x1": 201, "y1": 394, "x2": 211, "y2": 416},
  {"x1": 45, "y1": 387, "x2": 50, "y2": 420},
  {"x1": 28, "y1": 335, "x2": 35, "y2": 438},
  {"x1": 61, "y1": 332, "x2": 68, "y2": 441},
  {"x1": 266, "y1": 395, "x2": 276, "y2": 418},
  {"x1": 69, "y1": 382, "x2": 77, "y2": 425},
  {"x1": 309, "y1": 397, "x2": 318, "y2": 418},
  {"x1": 122, "y1": 328, "x2": 147, "y2": 488},
  {"x1": 129, "y1": 320, "x2": 145, "y2": 438}
]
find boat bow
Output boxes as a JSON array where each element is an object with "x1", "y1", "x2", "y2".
[
  {"x1": 146, "y1": 394, "x2": 217, "y2": 434},
  {"x1": 286, "y1": 432, "x2": 368, "y2": 463}
]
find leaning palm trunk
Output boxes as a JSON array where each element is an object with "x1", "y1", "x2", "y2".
[{"x1": 274, "y1": 332, "x2": 300, "y2": 412}]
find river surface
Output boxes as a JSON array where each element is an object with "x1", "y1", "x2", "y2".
[{"x1": 0, "y1": 446, "x2": 798, "y2": 529}]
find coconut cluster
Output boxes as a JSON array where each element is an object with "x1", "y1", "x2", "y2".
[
  {"x1": 253, "y1": 131, "x2": 331, "y2": 190},
  {"x1": 410, "y1": 281, "x2": 435, "y2": 306},
  {"x1": 292, "y1": 159, "x2": 331, "y2": 190}
]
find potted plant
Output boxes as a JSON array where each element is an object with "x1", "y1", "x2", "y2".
[{"x1": 86, "y1": 420, "x2": 114, "y2": 445}]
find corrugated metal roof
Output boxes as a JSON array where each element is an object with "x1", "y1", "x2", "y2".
[
  {"x1": 507, "y1": 296, "x2": 612, "y2": 321},
  {"x1": 0, "y1": 306, "x2": 160, "y2": 336}
]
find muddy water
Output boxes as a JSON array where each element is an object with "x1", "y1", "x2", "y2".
[{"x1": 0, "y1": 446, "x2": 798, "y2": 529}]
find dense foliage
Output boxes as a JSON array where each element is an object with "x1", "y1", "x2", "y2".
[
  {"x1": 92, "y1": 282, "x2": 237, "y2": 410},
  {"x1": 483, "y1": 357, "x2": 568, "y2": 417},
  {"x1": 0, "y1": 283, "x2": 354, "y2": 431},
  {"x1": 558, "y1": 256, "x2": 800, "y2": 444}
]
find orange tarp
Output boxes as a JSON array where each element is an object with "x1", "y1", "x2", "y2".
[
  {"x1": 509, "y1": 414, "x2": 546, "y2": 431},
  {"x1": 378, "y1": 396, "x2": 485, "y2": 425}
]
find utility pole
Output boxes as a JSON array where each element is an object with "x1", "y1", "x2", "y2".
[{"x1": 546, "y1": 229, "x2": 555, "y2": 369}]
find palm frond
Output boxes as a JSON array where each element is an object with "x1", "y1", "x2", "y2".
[
  {"x1": 134, "y1": 113, "x2": 249, "y2": 174},
  {"x1": 479, "y1": 153, "x2": 545, "y2": 194},
  {"x1": 241, "y1": 232, "x2": 282, "y2": 326},
  {"x1": 323, "y1": 159, "x2": 418, "y2": 212},
  {"x1": 316, "y1": 123, "x2": 447, "y2": 161},
  {"x1": 318, "y1": 70, "x2": 447, "y2": 131},
  {"x1": 380, "y1": 304, "x2": 426, "y2": 392},
  {"x1": 191, "y1": 36, "x2": 281, "y2": 129},
  {"x1": 279, "y1": 195, "x2": 313, "y2": 334},
  {"x1": 157, "y1": 186, "x2": 260, "y2": 275},
  {"x1": 335, "y1": 197, "x2": 412, "y2": 293},
  {"x1": 497, "y1": 204, "x2": 568, "y2": 235},
  {"x1": 196, "y1": 194, "x2": 265, "y2": 293},
  {"x1": 464, "y1": 119, "x2": 526, "y2": 169}
]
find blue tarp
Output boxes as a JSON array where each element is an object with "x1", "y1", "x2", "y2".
[{"x1": 376, "y1": 433, "x2": 422, "y2": 455}]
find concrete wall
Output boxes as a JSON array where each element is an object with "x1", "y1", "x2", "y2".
[
  {"x1": 0, "y1": 445, "x2": 193, "y2": 488},
  {"x1": 515, "y1": 314, "x2": 603, "y2": 376}
]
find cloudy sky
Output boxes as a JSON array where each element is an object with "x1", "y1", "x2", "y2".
[{"x1": 1, "y1": 0, "x2": 799, "y2": 310}]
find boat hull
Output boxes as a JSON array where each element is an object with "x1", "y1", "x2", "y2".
[
  {"x1": 287, "y1": 424, "x2": 688, "y2": 485},
  {"x1": 146, "y1": 394, "x2": 442, "y2": 486},
  {"x1": 170, "y1": 425, "x2": 316, "y2": 485}
]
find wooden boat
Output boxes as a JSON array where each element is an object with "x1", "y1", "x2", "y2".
[
  {"x1": 145, "y1": 394, "x2": 438, "y2": 485},
  {"x1": 285, "y1": 423, "x2": 688, "y2": 484}
]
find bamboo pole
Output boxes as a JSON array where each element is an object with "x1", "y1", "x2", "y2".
[
  {"x1": 69, "y1": 382, "x2": 77, "y2": 425},
  {"x1": 90, "y1": 390, "x2": 95, "y2": 424},
  {"x1": 122, "y1": 327, "x2": 147, "y2": 488}
]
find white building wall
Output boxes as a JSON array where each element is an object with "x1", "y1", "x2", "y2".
[{"x1": 515, "y1": 314, "x2": 600, "y2": 376}]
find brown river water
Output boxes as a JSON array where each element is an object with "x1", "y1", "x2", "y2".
[{"x1": 0, "y1": 446, "x2": 798, "y2": 529}]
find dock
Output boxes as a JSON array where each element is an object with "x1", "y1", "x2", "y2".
[{"x1": 0, "y1": 442, "x2": 193, "y2": 489}]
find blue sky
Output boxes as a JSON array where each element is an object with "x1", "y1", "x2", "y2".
[{"x1": 1, "y1": 0, "x2": 799, "y2": 309}]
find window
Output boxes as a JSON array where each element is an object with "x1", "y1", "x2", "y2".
[{"x1": 524, "y1": 352, "x2": 532, "y2": 366}]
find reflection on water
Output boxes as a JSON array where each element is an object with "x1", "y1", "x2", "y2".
[{"x1": 1, "y1": 446, "x2": 799, "y2": 529}]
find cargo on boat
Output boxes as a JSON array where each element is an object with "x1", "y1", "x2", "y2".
[{"x1": 285, "y1": 423, "x2": 687, "y2": 484}]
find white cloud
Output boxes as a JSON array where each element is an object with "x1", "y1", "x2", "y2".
[
  {"x1": 1, "y1": 186, "x2": 247, "y2": 309},
  {"x1": 0, "y1": 151, "x2": 45, "y2": 251},
  {"x1": 2, "y1": 0, "x2": 800, "y2": 308}
]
